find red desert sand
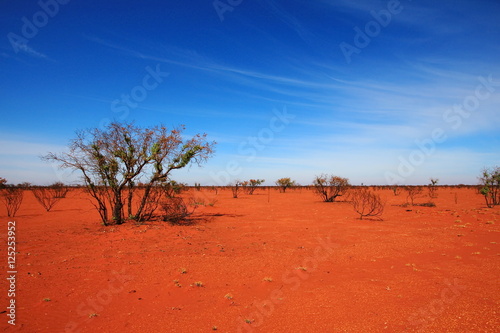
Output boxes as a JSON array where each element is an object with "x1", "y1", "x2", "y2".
[{"x1": 1, "y1": 187, "x2": 499, "y2": 332}]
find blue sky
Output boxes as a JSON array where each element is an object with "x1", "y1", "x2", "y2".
[{"x1": 1, "y1": 0, "x2": 499, "y2": 186}]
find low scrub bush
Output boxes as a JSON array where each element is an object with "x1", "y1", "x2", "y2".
[
  {"x1": 350, "y1": 188, "x2": 384, "y2": 220},
  {"x1": 0, "y1": 187, "x2": 24, "y2": 217},
  {"x1": 275, "y1": 178, "x2": 296, "y2": 193},
  {"x1": 404, "y1": 186, "x2": 424, "y2": 206},
  {"x1": 479, "y1": 166, "x2": 500, "y2": 208},
  {"x1": 242, "y1": 179, "x2": 265, "y2": 195},
  {"x1": 313, "y1": 174, "x2": 350, "y2": 202},
  {"x1": 52, "y1": 182, "x2": 69, "y2": 198},
  {"x1": 427, "y1": 178, "x2": 439, "y2": 199},
  {"x1": 160, "y1": 197, "x2": 194, "y2": 224},
  {"x1": 230, "y1": 181, "x2": 241, "y2": 198},
  {"x1": 32, "y1": 184, "x2": 66, "y2": 212},
  {"x1": 391, "y1": 185, "x2": 401, "y2": 196}
]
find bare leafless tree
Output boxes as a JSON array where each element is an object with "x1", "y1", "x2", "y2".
[{"x1": 350, "y1": 187, "x2": 384, "y2": 220}]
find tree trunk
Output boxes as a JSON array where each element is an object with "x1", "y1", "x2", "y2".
[
  {"x1": 112, "y1": 190, "x2": 124, "y2": 224},
  {"x1": 135, "y1": 184, "x2": 153, "y2": 221},
  {"x1": 126, "y1": 184, "x2": 134, "y2": 218}
]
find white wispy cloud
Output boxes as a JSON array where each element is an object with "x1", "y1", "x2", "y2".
[
  {"x1": 82, "y1": 33, "x2": 500, "y2": 155},
  {"x1": 257, "y1": 0, "x2": 315, "y2": 45}
]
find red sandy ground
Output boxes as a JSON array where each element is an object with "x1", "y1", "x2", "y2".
[{"x1": 1, "y1": 187, "x2": 499, "y2": 333}]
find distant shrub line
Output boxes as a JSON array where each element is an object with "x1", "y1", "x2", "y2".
[{"x1": 2, "y1": 164, "x2": 499, "y2": 222}]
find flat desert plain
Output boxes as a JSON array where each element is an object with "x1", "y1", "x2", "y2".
[{"x1": 1, "y1": 187, "x2": 499, "y2": 332}]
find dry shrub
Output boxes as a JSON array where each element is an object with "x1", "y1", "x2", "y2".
[
  {"x1": 427, "y1": 178, "x2": 439, "y2": 199},
  {"x1": 350, "y1": 188, "x2": 384, "y2": 220},
  {"x1": 160, "y1": 197, "x2": 194, "y2": 224},
  {"x1": 0, "y1": 187, "x2": 24, "y2": 217},
  {"x1": 52, "y1": 182, "x2": 69, "y2": 198},
  {"x1": 427, "y1": 185, "x2": 438, "y2": 199},
  {"x1": 230, "y1": 181, "x2": 241, "y2": 198},
  {"x1": 391, "y1": 185, "x2": 401, "y2": 196},
  {"x1": 404, "y1": 186, "x2": 424, "y2": 206},
  {"x1": 32, "y1": 186, "x2": 63, "y2": 212}
]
